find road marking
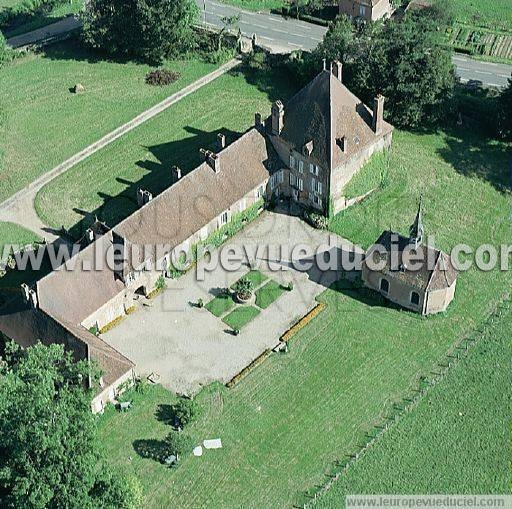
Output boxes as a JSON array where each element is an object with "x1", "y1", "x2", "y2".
[
  {"x1": 457, "y1": 67, "x2": 472, "y2": 71},
  {"x1": 268, "y1": 16, "x2": 284, "y2": 23},
  {"x1": 498, "y1": 74, "x2": 510, "y2": 78},
  {"x1": 474, "y1": 70, "x2": 493, "y2": 75},
  {"x1": 288, "y1": 42, "x2": 302, "y2": 48},
  {"x1": 488, "y1": 83, "x2": 501, "y2": 87},
  {"x1": 259, "y1": 35, "x2": 276, "y2": 41}
]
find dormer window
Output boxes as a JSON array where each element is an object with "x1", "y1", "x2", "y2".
[{"x1": 289, "y1": 154, "x2": 296, "y2": 169}]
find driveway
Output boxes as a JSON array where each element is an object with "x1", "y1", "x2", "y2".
[{"x1": 102, "y1": 210, "x2": 363, "y2": 394}]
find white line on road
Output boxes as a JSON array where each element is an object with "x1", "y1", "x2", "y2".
[{"x1": 474, "y1": 70, "x2": 493, "y2": 75}]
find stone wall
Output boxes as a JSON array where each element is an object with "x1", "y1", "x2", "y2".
[
  {"x1": 331, "y1": 131, "x2": 392, "y2": 215},
  {"x1": 425, "y1": 281, "x2": 457, "y2": 315}
]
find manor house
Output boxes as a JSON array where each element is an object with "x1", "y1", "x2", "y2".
[{"x1": 0, "y1": 63, "x2": 394, "y2": 412}]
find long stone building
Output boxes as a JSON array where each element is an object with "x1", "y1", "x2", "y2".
[{"x1": 0, "y1": 63, "x2": 394, "y2": 412}]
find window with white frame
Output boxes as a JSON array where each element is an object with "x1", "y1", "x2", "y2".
[
  {"x1": 220, "y1": 211, "x2": 229, "y2": 225},
  {"x1": 298, "y1": 160, "x2": 304, "y2": 173},
  {"x1": 298, "y1": 178, "x2": 304, "y2": 191},
  {"x1": 200, "y1": 226, "x2": 208, "y2": 241},
  {"x1": 309, "y1": 164, "x2": 320, "y2": 176},
  {"x1": 239, "y1": 198, "x2": 246, "y2": 212},
  {"x1": 359, "y1": 5, "x2": 366, "y2": 16},
  {"x1": 289, "y1": 155, "x2": 296, "y2": 169},
  {"x1": 257, "y1": 185, "x2": 265, "y2": 198},
  {"x1": 290, "y1": 173, "x2": 296, "y2": 187}
]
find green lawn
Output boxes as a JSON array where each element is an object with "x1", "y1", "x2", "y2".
[
  {"x1": 0, "y1": 39, "x2": 220, "y2": 205},
  {"x1": 315, "y1": 302, "x2": 512, "y2": 507},
  {"x1": 1, "y1": 0, "x2": 83, "y2": 37},
  {"x1": 452, "y1": 0, "x2": 512, "y2": 32},
  {"x1": 222, "y1": 305, "x2": 261, "y2": 329},
  {"x1": 35, "y1": 67, "x2": 296, "y2": 237},
  {"x1": 231, "y1": 269, "x2": 268, "y2": 289},
  {"x1": 97, "y1": 125, "x2": 511, "y2": 507},
  {"x1": 205, "y1": 293, "x2": 235, "y2": 317},
  {"x1": 0, "y1": 221, "x2": 39, "y2": 255},
  {"x1": 254, "y1": 279, "x2": 286, "y2": 309},
  {"x1": 217, "y1": 0, "x2": 285, "y2": 12}
]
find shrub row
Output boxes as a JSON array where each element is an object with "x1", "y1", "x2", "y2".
[
  {"x1": 281, "y1": 302, "x2": 327, "y2": 343},
  {"x1": 226, "y1": 348, "x2": 272, "y2": 388}
]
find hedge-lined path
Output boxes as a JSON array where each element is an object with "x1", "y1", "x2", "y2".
[{"x1": 0, "y1": 58, "x2": 240, "y2": 241}]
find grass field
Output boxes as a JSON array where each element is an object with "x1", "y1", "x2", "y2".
[
  {"x1": 35, "y1": 67, "x2": 296, "y2": 237},
  {"x1": 0, "y1": 39, "x2": 220, "y2": 204},
  {"x1": 96, "y1": 124, "x2": 511, "y2": 507},
  {"x1": 315, "y1": 302, "x2": 512, "y2": 506},
  {"x1": 0, "y1": 221, "x2": 39, "y2": 256},
  {"x1": 1, "y1": 0, "x2": 83, "y2": 37},
  {"x1": 452, "y1": 0, "x2": 512, "y2": 32},
  {"x1": 205, "y1": 293, "x2": 235, "y2": 317},
  {"x1": 223, "y1": 305, "x2": 261, "y2": 329},
  {"x1": 254, "y1": 279, "x2": 286, "y2": 308},
  {"x1": 218, "y1": 0, "x2": 285, "y2": 12}
]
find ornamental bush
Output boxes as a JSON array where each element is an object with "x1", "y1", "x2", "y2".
[{"x1": 145, "y1": 69, "x2": 181, "y2": 86}]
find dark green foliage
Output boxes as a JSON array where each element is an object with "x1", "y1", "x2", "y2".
[
  {"x1": 0, "y1": 0, "x2": 68, "y2": 28},
  {"x1": 499, "y1": 75, "x2": 512, "y2": 140},
  {"x1": 0, "y1": 31, "x2": 11, "y2": 69},
  {"x1": 82, "y1": 0, "x2": 199, "y2": 63},
  {"x1": 304, "y1": 209, "x2": 328, "y2": 229},
  {"x1": 145, "y1": 69, "x2": 181, "y2": 86},
  {"x1": 0, "y1": 342, "x2": 137, "y2": 508},
  {"x1": 172, "y1": 398, "x2": 198, "y2": 427},
  {"x1": 310, "y1": 13, "x2": 455, "y2": 128},
  {"x1": 165, "y1": 430, "x2": 194, "y2": 459},
  {"x1": 233, "y1": 276, "x2": 254, "y2": 299}
]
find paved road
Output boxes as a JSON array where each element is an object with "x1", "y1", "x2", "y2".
[{"x1": 6, "y1": 0, "x2": 512, "y2": 87}]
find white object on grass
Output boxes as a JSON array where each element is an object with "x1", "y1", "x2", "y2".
[
  {"x1": 193, "y1": 446, "x2": 203, "y2": 457},
  {"x1": 203, "y1": 438, "x2": 222, "y2": 449}
]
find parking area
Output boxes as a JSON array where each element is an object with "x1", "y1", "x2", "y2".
[{"x1": 102, "y1": 210, "x2": 363, "y2": 394}]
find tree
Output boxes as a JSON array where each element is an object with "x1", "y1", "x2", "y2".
[
  {"x1": 0, "y1": 342, "x2": 137, "y2": 508},
  {"x1": 499, "y1": 75, "x2": 512, "y2": 140},
  {"x1": 165, "y1": 430, "x2": 194, "y2": 460},
  {"x1": 172, "y1": 397, "x2": 198, "y2": 427},
  {"x1": 82, "y1": 0, "x2": 199, "y2": 63},
  {"x1": 0, "y1": 30, "x2": 11, "y2": 68},
  {"x1": 315, "y1": 15, "x2": 355, "y2": 64},
  {"x1": 378, "y1": 15, "x2": 455, "y2": 127}
]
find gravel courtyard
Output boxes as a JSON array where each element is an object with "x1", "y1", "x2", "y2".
[{"x1": 102, "y1": 210, "x2": 363, "y2": 394}]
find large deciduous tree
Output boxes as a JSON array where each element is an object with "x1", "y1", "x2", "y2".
[
  {"x1": 0, "y1": 342, "x2": 140, "y2": 509},
  {"x1": 82, "y1": 0, "x2": 199, "y2": 63},
  {"x1": 499, "y1": 75, "x2": 512, "y2": 140}
]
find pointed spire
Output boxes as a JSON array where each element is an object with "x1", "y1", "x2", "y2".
[{"x1": 409, "y1": 199, "x2": 424, "y2": 246}]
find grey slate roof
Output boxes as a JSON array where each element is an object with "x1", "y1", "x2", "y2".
[
  {"x1": 275, "y1": 70, "x2": 393, "y2": 171},
  {"x1": 365, "y1": 230, "x2": 457, "y2": 291}
]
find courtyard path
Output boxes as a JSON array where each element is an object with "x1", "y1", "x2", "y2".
[{"x1": 0, "y1": 58, "x2": 240, "y2": 241}]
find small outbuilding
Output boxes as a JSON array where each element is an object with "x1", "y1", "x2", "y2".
[{"x1": 362, "y1": 204, "x2": 458, "y2": 315}]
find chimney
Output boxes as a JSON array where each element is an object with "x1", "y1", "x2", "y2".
[
  {"x1": 200, "y1": 149, "x2": 220, "y2": 173},
  {"x1": 21, "y1": 283, "x2": 30, "y2": 303},
  {"x1": 333, "y1": 60, "x2": 342, "y2": 82},
  {"x1": 255, "y1": 112, "x2": 263, "y2": 129},
  {"x1": 217, "y1": 133, "x2": 226, "y2": 151},
  {"x1": 323, "y1": 58, "x2": 326, "y2": 71},
  {"x1": 21, "y1": 284, "x2": 37, "y2": 308},
  {"x1": 86, "y1": 228, "x2": 94, "y2": 243},
  {"x1": 372, "y1": 95, "x2": 385, "y2": 135},
  {"x1": 137, "y1": 188, "x2": 152, "y2": 207},
  {"x1": 172, "y1": 165, "x2": 182, "y2": 182},
  {"x1": 271, "y1": 100, "x2": 284, "y2": 136},
  {"x1": 337, "y1": 136, "x2": 348, "y2": 154}
]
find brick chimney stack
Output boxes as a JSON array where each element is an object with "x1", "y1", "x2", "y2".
[
  {"x1": 271, "y1": 100, "x2": 284, "y2": 136},
  {"x1": 372, "y1": 95, "x2": 385, "y2": 135},
  {"x1": 333, "y1": 60, "x2": 342, "y2": 82},
  {"x1": 200, "y1": 148, "x2": 220, "y2": 173},
  {"x1": 255, "y1": 112, "x2": 263, "y2": 129},
  {"x1": 217, "y1": 133, "x2": 226, "y2": 151},
  {"x1": 172, "y1": 165, "x2": 182, "y2": 182},
  {"x1": 137, "y1": 188, "x2": 153, "y2": 207}
]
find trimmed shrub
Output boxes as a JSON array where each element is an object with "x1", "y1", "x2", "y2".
[
  {"x1": 172, "y1": 398, "x2": 198, "y2": 427},
  {"x1": 165, "y1": 430, "x2": 194, "y2": 459},
  {"x1": 145, "y1": 69, "x2": 181, "y2": 86}
]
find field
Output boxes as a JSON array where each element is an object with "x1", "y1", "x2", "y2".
[
  {"x1": 452, "y1": 0, "x2": 512, "y2": 32},
  {"x1": 217, "y1": 0, "x2": 285, "y2": 12},
  {"x1": 315, "y1": 301, "x2": 512, "y2": 506},
  {"x1": 0, "y1": 221, "x2": 39, "y2": 256},
  {"x1": 0, "y1": 0, "x2": 83, "y2": 37},
  {"x1": 34, "y1": 68, "x2": 296, "y2": 237},
  {"x1": 0, "y1": 39, "x2": 220, "y2": 204},
  {"x1": 96, "y1": 124, "x2": 511, "y2": 507}
]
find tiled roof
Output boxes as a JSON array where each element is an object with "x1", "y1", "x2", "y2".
[
  {"x1": 0, "y1": 299, "x2": 133, "y2": 389},
  {"x1": 365, "y1": 230, "x2": 457, "y2": 291},
  {"x1": 114, "y1": 127, "x2": 275, "y2": 248},
  {"x1": 275, "y1": 70, "x2": 393, "y2": 171}
]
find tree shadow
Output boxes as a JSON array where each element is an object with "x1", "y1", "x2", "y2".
[
  {"x1": 155, "y1": 404, "x2": 180, "y2": 427},
  {"x1": 63, "y1": 125, "x2": 242, "y2": 240},
  {"x1": 132, "y1": 438, "x2": 168, "y2": 463},
  {"x1": 436, "y1": 126, "x2": 511, "y2": 193}
]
